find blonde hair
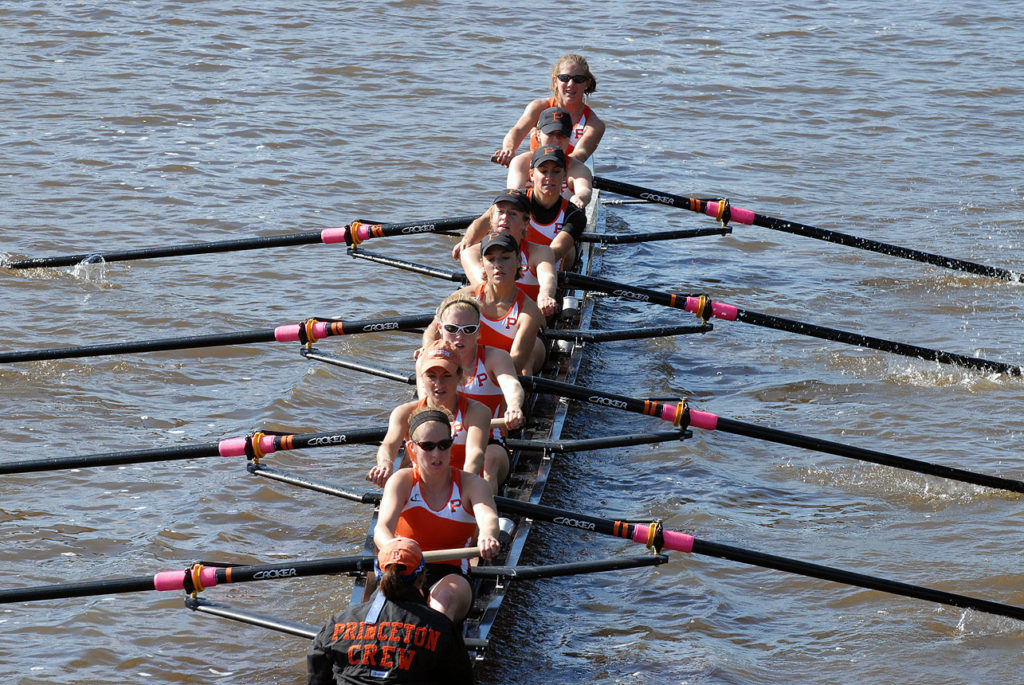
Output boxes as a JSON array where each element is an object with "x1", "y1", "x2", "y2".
[
  {"x1": 550, "y1": 53, "x2": 597, "y2": 95},
  {"x1": 436, "y1": 292, "x2": 482, "y2": 322}
]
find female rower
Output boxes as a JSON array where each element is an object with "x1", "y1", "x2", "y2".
[
  {"x1": 508, "y1": 106, "x2": 593, "y2": 209},
  {"x1": 306, "y1": 537, "x2": 473, "y2": 684},
  {"x1": 523, "y1": 144, "x2": 587, "y2": 267},
  {"x1": 439, "y1": 230, "x2": 547, "y2": 375},
  {"x1": 455, "y1": 190, "x2": 558, "y2": 319},
  {"x1": 455, "y1": 146, "x2": 586, "y2": 270},
  {"x1": 374, "y1": 407, "x2": 500, "y2": 623},
  {"x1": 493, "y1": 53, "x2": 604, "y2": 166},
  {"x1": 367, "y1": 339, "x2": 509, "y2": 493},
  {"x1": 430, "y1": 292, "x2": 525, "y2": 488}
]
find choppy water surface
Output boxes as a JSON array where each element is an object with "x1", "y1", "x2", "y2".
[{"x1": 2, "y1": 2, "x2": 1023, "y2": 683}]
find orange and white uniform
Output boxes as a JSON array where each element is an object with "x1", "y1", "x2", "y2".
[
  {"x1": 404, "y1": 396, "x2": 471, "y2": 471},
  {"x1": 529, "y1": 97, "x2": 592, "y2": 154},
  {"x1": 476, "y1": 283, "x2": 527, "y2": 352},
  {"x1": 394, "y1": 469, "x2": 478, "y2": 571},
  {"x1": 459, "y1": 344, "x2": 505, "y2": 439},
  {"x1": 515, "y1": 240, "x2": 540, "y2": 301},
  {"x1": 525, "y1": 190, "x2": 570, "y2": 247}
]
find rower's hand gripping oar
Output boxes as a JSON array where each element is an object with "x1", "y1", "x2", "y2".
[
  {"x1": 0, "y1": 312, "x2": 435, "y2": 364},
  {"x1": 494, "y1": 496, "x2": 1024, "y2": 623},
  {"x1": 3, "y1": 216, "x2": 476, "y2": 270},
  {"x1": 593, "y1": 176, "x2": 1020, "y2": 282},
  {"x1": 560, "y1": 271, "x2": 1024, "y2": 377},
  {"x1": 521, "y1": 375, "x2": 1024, "y2": 496}
]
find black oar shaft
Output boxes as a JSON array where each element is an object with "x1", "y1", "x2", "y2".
[
  {"x1": 692, "y1": 538, "x2": 1024, "y2": 621},
  {"x1": 579, "y1": 227, "x2": 730, "y2": 244},
  {"x1": 592, "y1": 176, "x2": 1018, "y2": 282},
  {"x1": 543, "y1": 324, "x2": 712, "y2": 343},
  {"x1": 7, "y1": 232, "x2": 324, "y2": 269},
  {"x1": 713, "y1": 417, "x2": 1024, "y2": 494},
  {"x1": 524, "y1": 375, "x2": 1024, "y2": 495},
  {"x1": 0, "y1": 329, "x2": 277, "y2": 364},
  {"x1": 751, "y1": 215, "x2": 1016, "y2": 280},
  {"x1": 0, "y1": 314, "x2": 434, "y2": 365},
  {"x1": 734, "y1": 308, "x2": 1020, "y2": 376},
  {"x1": 0, "y1": 427, "x2": 388, "y2": 475},
  {"x1": 6, "y1": 216, "x2": 476, "y2": 270},
  {"x1": 0, "y1": 442, "x2": 221, "y2": 474},
  {"x1": 0, "y1": 575, "x2": 159, "y2": 603},
  {"x1": 495, "y1": 496, "x2": 1024, "y2": 622},
  {"x1": 559, "y1": 271, "x2": 1023, "y2": 376}
]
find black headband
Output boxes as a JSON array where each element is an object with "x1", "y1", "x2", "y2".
[{"x1": 408, "y1": 409, "x2": 452, "y2": 438}]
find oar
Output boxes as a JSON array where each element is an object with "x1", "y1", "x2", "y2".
[
  {"x1": 593, "y1": 177, "x2": 1019, "y2": 281},
  {"x1": 3, "y1": 216, "x2": 475, "y2": 269},
  {"x1": 0, "y1": 313, "x2": 434, "y2": 364},
  {"x1": 0, "y1": 426, "x2": 388, "y2": 475},
  {"x1": 0, "y1": 546, "x2": 476, "y2": 604},
  {"x1": 186, "y1": 553, "x2": 669, "y2": 641},
  {"x1": 560, "y1": 271, "x2": 1024, "y2": 377},
  {"x1": 520, "y1": 375, "x2": 1024, "y2": 495},
  {"x1": 579, "y1": 226, "x2": 731, "y2": 244},
  {"x1": 272, "y1": 475, "x2": 1024, "y2": 624},
  {"x1": 493, "y1": 496, "x2": 1024, "y2": 623}
]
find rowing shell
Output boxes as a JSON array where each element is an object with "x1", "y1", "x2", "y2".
[{"x1": 347, "y1": 185, "x2": 603, "y2": 659}]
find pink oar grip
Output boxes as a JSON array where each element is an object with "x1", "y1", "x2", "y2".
[
  {"x1": 703, "y1": 201, "x2": 755, "y2": 225},
  {"x1": 274, "y1": 324, "x2": 300, "y2": 342},
  {"x1": 152, "y1": 567, "x2": 219, "y2": 592},
  {"x1": 687, "y1": 409, "x2": 719, "y2": 431},
  {"x1": 683, "y1": 297, "x2": 739, "y2": 321},
  {"x1": 632, "y1": 524, "x2": 694, "y2": 553},
  {"x1": 218, "y1": 435, "x2": 277, "y2": 457},
  {"x1": 658, "y1": 403, "x2": 681, "y2": 423},
  {"x1": 320, "y1": 226, "x2": 351, "y2": 244},
  {"x1": 273, "y1": 321, "x2": 330, "y2": 342}
]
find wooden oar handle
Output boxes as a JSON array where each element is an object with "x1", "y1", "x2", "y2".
[{"x1": 422, "y1": 547, "x2": 480, "y2": 563}]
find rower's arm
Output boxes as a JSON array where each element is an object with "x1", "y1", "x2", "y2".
[
  {"x1": 373, "y1": 471, "x2": 412, "y2": 550},
  {"x1": 568, "y1": 162, "x2": 593, "y2": 208},
  {"x1": 462, "y1": 402, "x2": 490, "y2": 477},
  {"x1": 549, "y1": 231, "x2": 575, "y2": 262},
  {"x1": 569, "y1": 111, "x2": 605, "y2": 163},
  {"x1": 509, "y1": 302, "x2": 542, "y2": 373},
  {"x1": 466, "y1": 474, "x2": 500, "y2": 560},
  {"x1": 452, "y1": 208, "x2": 492, "y2": 265},
  {"x1": 487, "y1": 348, "x2": 525, "y2": 430},
  {"x1": 532, "y1": 244, "x2": 559, "y2": 316},
  {"x1": 369, "y1": 404, "x2": 412, "y2": 487},
  {"x1": 494, "y1": 99, "x2": 546, "y2": 167}
]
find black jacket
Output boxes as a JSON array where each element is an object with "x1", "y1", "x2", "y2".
[{"x1": 307, "y1": 594, "x2": 474, "y2": 685}]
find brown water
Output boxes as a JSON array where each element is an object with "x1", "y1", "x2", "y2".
[{"x1": 2, "y1": 2, "x2": 1024, "y2": 683}]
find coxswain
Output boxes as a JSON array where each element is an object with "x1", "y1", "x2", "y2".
[
  {"x1": 454, "y1": 190, "x2": 558, "y2": 318},
  {"x1": 374, "y1": 407, "x2": 500, "y2": 623},
  {"x1": 492, "y1": 53, "x2": 604, "y2": 166},
  {"x1": 367, "y1": 339, "x2": 509, "y2": 493},
  {"x1": 306, "y1": 537, "x2": 474, "y2": 685}
]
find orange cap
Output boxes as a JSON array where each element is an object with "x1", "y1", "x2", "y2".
[
  {"x1": 377, "y1": 537, "x2": 424, "y2": 577},
  {"x1": 417, "y1": 339, "x2": 459, "y2": 374}
]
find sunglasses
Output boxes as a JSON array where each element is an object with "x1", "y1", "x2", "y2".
[
  {"x1": 441, "y1": 322, "x2": 480, "y2": 335},
  {"x1": 557, "y1": 73, "x2": 588, "y2": 84},
  {"x1": 414, "y1": 438, "x2": 453, "y2": 452}
]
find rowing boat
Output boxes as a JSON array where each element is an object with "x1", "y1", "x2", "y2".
[{"x1": 346, "y1": 186, "x2": 602, "y2": 659}]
